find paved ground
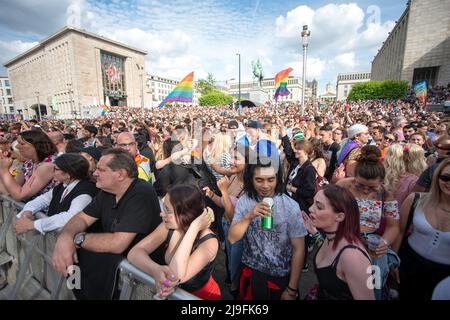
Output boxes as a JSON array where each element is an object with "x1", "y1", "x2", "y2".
[{"x1": 212, "y1": 243, "x2": 318, "y2": 300}]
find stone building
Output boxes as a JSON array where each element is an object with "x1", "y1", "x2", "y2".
[
  {"x1": 371, "y1": 0, "x2": 450, "y2": 87},
  {"x1": 3, "y1": 26, "x2": 147, "y2": 119},
  {"x1": 0, "y1": 76, "x2": 15, "y2": 116},
  {"x1": 336, "y1": 72, "x2": 371, "y2": 101}
]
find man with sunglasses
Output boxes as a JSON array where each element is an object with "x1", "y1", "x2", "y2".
[
  {"x1": 115, "y1": 132, "x2": 154, "y2": 184},
  {"x1": 413, "y1": 135, "x2": 450, "y2": 192}
]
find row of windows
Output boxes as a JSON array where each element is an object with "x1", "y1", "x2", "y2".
[
  {"x1": 0, "y1": 89, "x2": 12, "y2": 96},
  {"x1": 338, "y1": 73, "x2": 370, "y2": 81},
  {"x1": 0, "y1": 80, "x2": 10, "y2": 87},
  {"x1": 0, "y1": 97, "x2": 13, "y2": 104}
]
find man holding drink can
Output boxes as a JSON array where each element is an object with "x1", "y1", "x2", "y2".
[{"x1": 229, "y1": 157, "x2": 307, "y2": 300}]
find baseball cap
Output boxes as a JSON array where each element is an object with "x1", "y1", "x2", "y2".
[
  {"x1": 228, "y1": 120, "x2": 239, "y2": 129},
  {"x1": 81, "y1": 147, "x2": 102, "y2": 161},
  {"x1": 293, "y1": 130, "x2": 305, "y2": 141},
  {"x1": 247, "y1": 120, "x2": 263, "y2": 129}
]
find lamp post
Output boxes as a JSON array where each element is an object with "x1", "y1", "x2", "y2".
[
  {"x1": 236, "y1": 53, "x2": 241, "y2": 111},
  {"x1": 67, "y1": 83, "x2": 74, "y2": 119},
  {"x1": 136, "y1": 64, "x2": 144, "y2": 111},
  {"x1": 34, "y1": 91, "x2": 42, "y2": 120},
  {"x1": 301, "y1": 25, "x2": 311, "y2": 116}
]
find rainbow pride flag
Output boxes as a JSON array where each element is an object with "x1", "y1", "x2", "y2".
[
  {"x1": 101, "y1": 105, "x2": 109, "y2": 116},
  {"x1": 159, "y1": 72, "x2": 194, "y2": 107},
  {"x1": 274, "y1": 67, "x2": 293, "y2": 102},
  {"x1": 414, "y1": 80, "x2": 427, "y2": 105}
]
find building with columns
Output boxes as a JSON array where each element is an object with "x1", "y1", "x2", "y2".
[
  {"x1": 3, "y1": 26, "x2": 147, "y2": 119},
  {"x1": 336, "y1": 72, "x2": 371, "y2": 101},
  {"x1": 371, "y1": 0, "x2": 450, "y2": 87},
  {"x1": 319, "y1": 83, "x2": 336, "y2": 103}
]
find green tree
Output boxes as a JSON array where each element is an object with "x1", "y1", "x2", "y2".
[
  {"x1": 195, "y1": 73, "x2": 217, "y2": 95},
  {"x1": 347, "y1": 80, "x2": 408, "y2": 101},
  {"x1": 199, "y1": 91, "x2": 233, "y2": 106}
]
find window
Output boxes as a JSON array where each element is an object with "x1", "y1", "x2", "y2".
[
  {"x1": 5, "y1": 80, "x2": 10, "y2": 87},
  {"x1": 9, "y1": 107, "x2": 14, "y2": 113},
  {"x1": 6, "y1": 89, "x2": 11, "y2": 95},
  {"x1": 8, "y1": 98, "x2": 13, "y2": 104}
]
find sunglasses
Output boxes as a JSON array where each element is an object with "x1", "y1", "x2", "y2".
[
  {"x1": 439, "y1": 175, "x2": 450, "y2": 182},
  {"x1": 384, "y1": 137, "x2": 394, "y2": 142}
]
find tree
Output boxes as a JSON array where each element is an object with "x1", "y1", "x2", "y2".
[
  {"x1": 347, "y1": 80, "x2": 409, "y2": 101},
  {"x1": 195, "y1": 73, "x2": 217, "y2": 95},
  {"x1": 199, "y1": 91, "x2": 233, "y2": 106}
]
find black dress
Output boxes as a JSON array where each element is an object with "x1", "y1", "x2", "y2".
[{"x1": 314, "y1": 244, "x2": 372, "y2": 300}]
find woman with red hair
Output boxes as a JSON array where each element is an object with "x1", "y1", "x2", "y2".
[{"x1": 303, "y1": 185, "x2": 375, "y2": 300}]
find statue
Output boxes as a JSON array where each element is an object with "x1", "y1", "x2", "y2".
[{"x1": 251, "y1": 59, "x2": 264, "y2": 88}]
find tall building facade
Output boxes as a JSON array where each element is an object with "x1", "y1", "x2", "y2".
[
  {"x1": 371, "y1": 0, "x2": 450, "y2": 87},
  {"x1": 0, "y1": 76, "x2": 14, "y2": 115},
  {"x1": 336, "y1": 72, "x2": 371, "y2": 101},
  {"x1": 3, "y1": 26, "x2": 147, "y2": 119}
]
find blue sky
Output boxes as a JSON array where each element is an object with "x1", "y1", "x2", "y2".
[{"x1": 0, "y1": 0, "x2": 407, "y2": 93}]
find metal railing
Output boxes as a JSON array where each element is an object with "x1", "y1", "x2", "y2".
[{"x1": 0, "y1": 195, "x2": 199, "y2": 300}]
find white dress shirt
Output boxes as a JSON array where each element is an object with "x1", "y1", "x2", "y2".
[{"x1": 17, "y1": 180, "x2": 93, "y2": 234}]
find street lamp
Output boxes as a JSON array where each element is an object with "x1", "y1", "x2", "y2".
[
  {"x1": 136, "y1": 64, "x2": 144, "y2": 111},
  {"x1": 301, "y1": 25, "x2": 311, "y2": 116},
  {"x1": 236, "y1": 53, "x2": 241, "y2": 111},
  {"x1": 67, "y1": 83, "x2": 74, "y2": 119},
  {"x1": 34, "y1": 91, "x2": 42, "y2": 121}
]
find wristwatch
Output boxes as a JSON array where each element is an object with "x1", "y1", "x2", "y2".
[{"x1": 74, "y1": 232, "x2": 86, "y2": 248}]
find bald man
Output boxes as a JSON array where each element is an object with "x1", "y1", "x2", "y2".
[
  {"x1": 48, "y1": 131, "x2": 66, "y2": 155},
  {"x1": 115, "y1": 132, "x2": 154, "y2": 183}
]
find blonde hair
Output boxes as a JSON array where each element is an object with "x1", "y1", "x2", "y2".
[
  {"x1": 421, "y1": 158, "x2": 450, "y2": 210},
  {"x1": 404, "y1": 143, "x2": 427, "y2": 176},
  {"x1": 209, "y1": 132, "x2": 232, "y2": 164},
  {"x1": 384, "y1": 143, "x2": 405, "y2": 191}
]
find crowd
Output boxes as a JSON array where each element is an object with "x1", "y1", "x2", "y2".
[{"x1": 0, "y1": 93, "x2": 449, "y2": 300}]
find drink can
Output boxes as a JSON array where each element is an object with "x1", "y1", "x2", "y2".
[{"x1": 261, "y1": 197, "x2": 274, "y2": 229}]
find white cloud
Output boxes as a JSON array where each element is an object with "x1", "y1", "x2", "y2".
[
  {"x1": 0, "y1": 40, "x2": 38, "y2": 66},
  {"x1": 285, "y1": 56, "x2": 327, "y2": 80},
  {"x1": 334, "y1": 52, "x2": 359, "y2": 70}
]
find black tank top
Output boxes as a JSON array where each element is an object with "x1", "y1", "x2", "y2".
[
  {"x1": 165, "y1": 229, "x2": 218, "y2": 292},
  {"x1": 314, "y1": 244, "x2": 371, "y2": 300}
]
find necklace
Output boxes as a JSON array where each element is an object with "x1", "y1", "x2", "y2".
[{"x1": 325, "y1": 236, "x2": 335, "y2": 245}]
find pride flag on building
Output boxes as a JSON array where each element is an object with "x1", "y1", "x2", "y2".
[
  {"x1": 159, "y1": 72, "x2": 194, "y2": 107},
  {"x1": 274, "y1": 67, "x2": 293, "y2": 102},
  {"x1": 414, "y1": 80, "x2": 427, "y2": 105}
]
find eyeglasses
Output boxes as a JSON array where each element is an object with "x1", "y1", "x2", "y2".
[
  {"x1": 117, "y1": 142, "x2": 136, "y2": 148},
  {"x1": 384, "y1": 137, "x2": 394, "y2": 143},
  {"x1": 439, "y1": 175, "x2": 450, "y2": 182}
]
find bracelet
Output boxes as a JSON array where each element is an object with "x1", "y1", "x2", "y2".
[
  {"x1": 286, "y1": 285, "x2": 298, "y2": 293},
  {"x1": 285, "y1": 287, "x2": 298, "y2": 297}
]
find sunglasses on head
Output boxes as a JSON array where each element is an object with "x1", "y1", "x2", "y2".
[{"x1": 439, "y1": 175, "x2": 450, "y2": 182}]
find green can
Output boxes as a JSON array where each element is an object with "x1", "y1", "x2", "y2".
[{"x1": 261, "y1": 197, "x2": 274, "y2": 229}]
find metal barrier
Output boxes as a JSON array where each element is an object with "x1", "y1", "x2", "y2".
[{"x1": 0, "y1": 195, "x2": 199, "y2": 300}]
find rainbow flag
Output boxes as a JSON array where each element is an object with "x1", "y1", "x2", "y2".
[
  {"x1": 159, "y1": 72, "x2": 194, "y2": 107},
  {"x1": 101, "y1": 105, "x2": 109, "y2": 116},
  {"x1": 274, "y1": 67, "x2": 293, "y2": 102},
  {"x1": 414, "y1": 80, "x2": 427, "y2": 105}
]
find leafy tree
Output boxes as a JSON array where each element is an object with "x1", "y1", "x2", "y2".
[
  {"x1": 195, "y1": 73, "x2": 217, "y2": 95},
  {"x1": 199, "y1": 91, "x2": 233, "y2": 106},
  {"x1": 347, "y1": 80, "x2": 409, "y2": 101}
]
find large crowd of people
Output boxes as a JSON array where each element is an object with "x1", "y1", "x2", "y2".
[{"x1": 0, "y1": 88, "x2": 449, "y2": 300}]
